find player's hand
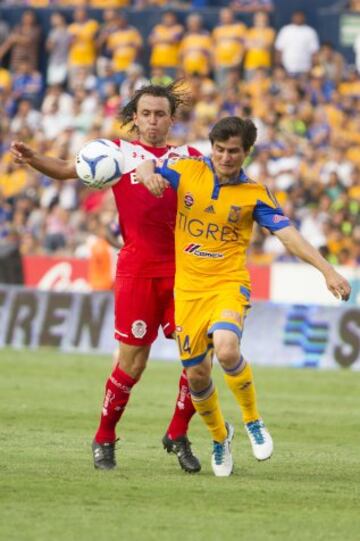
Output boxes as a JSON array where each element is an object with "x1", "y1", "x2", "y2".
[
  {"x1": 10, "y1": 141, "x2": 35, "y2": 165},
  {"x1": 324, "y1": 269, "x2": 351, "y2": 301},
  {"x1": 143, "y1": 173, "x2": 169, "y2": 198}
]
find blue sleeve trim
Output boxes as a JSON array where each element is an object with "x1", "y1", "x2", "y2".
[
  {"x1": 253, "y1": 200, "x2": 291, "y2": 232},
  {"x1": 208, "y1": 322, "x2": 243, "y2": 339},
  {"x1": 155, "y1": 159, "x2": 180, "y2": 190}
]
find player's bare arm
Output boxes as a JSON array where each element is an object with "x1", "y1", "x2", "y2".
[
  {"x1": 136, "y1": 159, "x2": 169, "y2": 197},
  {"x1": 275, "y1": 226, "x2": 351, "y2": 301},
  {"x1": 10, "y1": 141, "x2": 76, "y2": 180}
]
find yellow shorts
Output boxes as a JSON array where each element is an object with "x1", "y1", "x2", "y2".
[{"x1": 175, "y1": 284, "x2": 251, "y2": 368}]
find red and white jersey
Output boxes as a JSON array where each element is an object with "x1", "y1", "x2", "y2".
[{"x1": 112, "y1": 139, "x2": 200, "y2": 278}]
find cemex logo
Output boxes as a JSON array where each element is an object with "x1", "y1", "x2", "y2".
[
  {"x1": 283, "y1": 305, "x2": 329, "y2": 368},
  {"x1": 184, "y1": 244, "x2": 224, "y2": 259}
]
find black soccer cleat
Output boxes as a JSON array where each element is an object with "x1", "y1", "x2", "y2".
[
  {"x1": 162, "y1": 434, "x2": 201, "y2": 473},
  {"x1": 92, "y1": 439, "x2": 117, "y2": 470}
]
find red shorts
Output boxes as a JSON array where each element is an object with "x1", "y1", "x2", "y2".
[{"x1": 114, "y1": 276, "x2": 175, "y2": 346}]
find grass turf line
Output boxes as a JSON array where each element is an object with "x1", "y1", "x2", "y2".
[{"x1": 0, "y1": 348, "x2": 359, "y2": 541}]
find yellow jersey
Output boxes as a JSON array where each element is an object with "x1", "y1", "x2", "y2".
[
  {"x1": 68, "y1": 20, "x2": 99, "y2": 67},
  {"x1": 107, "y1": 27, "x2": 143, "y2": 71},
  {"x1": 155, "y1": 157, "x2": 290, "y2": 297},
  {"x1": 212, "y1": 23, "x2": 246, "y2": 68},
  {"x1": 179, "y1": 33, "x2": 213, "y2": 75},
  {"x1": 150, "y1": 23, "x2": 184, "y2": 67}
]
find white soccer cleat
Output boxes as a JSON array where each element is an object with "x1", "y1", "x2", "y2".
[
  {"x1": 211, "y1": 422, "x2": 235, "y2": 477},
  {"x1": 245, "y1": 419, "x2": 273, "y2": 461}
]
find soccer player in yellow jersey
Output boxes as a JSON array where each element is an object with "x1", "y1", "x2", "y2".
[{"x1": 137, "y1": 116, "x2": 351, "y2": 477}]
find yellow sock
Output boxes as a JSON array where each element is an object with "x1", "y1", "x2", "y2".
[
  {"x1": 191, "y1": 386, "x2": 227, "y2": 442},
  {"x1": 224, "y1": 362, "x2": 260, "y2": 424}
]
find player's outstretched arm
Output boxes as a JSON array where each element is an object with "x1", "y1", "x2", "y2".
[
  {"x1": 10, "y1": 141, "x2": 77, "y2": 180},
  {"x1": 136, "y1": 160, "x2": 169, "y2": 198},
  {"x1": 275, "y1": 225, "x2": 351, "y2": 301}
]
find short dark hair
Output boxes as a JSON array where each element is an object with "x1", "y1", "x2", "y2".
[
  {"x1": 120, "y1": 81, "x2": 191, "y2": 131},
  {"x1": 209, "y1": 116, "x2": 257, "y2": 152}
]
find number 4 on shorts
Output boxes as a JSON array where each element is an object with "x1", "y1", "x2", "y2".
[{"x1": 177, "y1": 334, "x2": 191, "y2": 354}]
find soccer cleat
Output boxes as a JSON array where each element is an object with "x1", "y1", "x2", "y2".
[
  {"x1": 92, "y1": 439, "x2": 117, "y2": 470},
  {"x1": 245, "y1": 419, "x2": 273, "y2": 461},
  {"x1": 211, "y1": 422, "x2": 235, "y2": 477},
  {"x1": 162, "y1": 434, "x2": 201, "y2": 473}
]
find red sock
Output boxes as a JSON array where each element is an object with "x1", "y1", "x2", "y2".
[
  {"x1": 166, "y1": 369, "x2": 196, "y2": 440},
  {"x1": 95, "y1": 365, "x2": 138, "y2": 444}
]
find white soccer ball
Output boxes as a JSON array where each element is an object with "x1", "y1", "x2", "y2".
[{"x1": 75, "y1": 139, "x2": 124, "y2": 189}]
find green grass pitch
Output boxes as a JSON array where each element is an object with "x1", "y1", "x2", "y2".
[{"x1": 0, "y1": 348, "x2": 359, "y2": 541}]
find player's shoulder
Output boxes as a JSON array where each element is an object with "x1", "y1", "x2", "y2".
[{"x1": 168, "y1": 144, "x2": 202, "y2": 158}]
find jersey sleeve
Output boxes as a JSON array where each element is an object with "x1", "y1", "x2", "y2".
[
  {"x1": 155, "y1": 157, "x2": 192, "y2": 190},
  {"x1": 253, "y1": 186, "x2": 291, "y2": 232}
]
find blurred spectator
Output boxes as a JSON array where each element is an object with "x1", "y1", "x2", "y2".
[
  {"x1": 46, "y1": 12, "x2": 71, "y2": 86},
  {"x1": 149, "y1": 11, "x2": 184, "y2": 79},
  {"x1": 105, "y1": 12, "x2": 143, "y2": 85},
  {"x1": 87, "y1": 215, "x2": 114, "y2": 291},
  {"x1": 275, "y1": 11, "x2": 319, "y2": 75},
  {"x1": 243, "y1": 10, "x2": 275, "y2": 78},
  {"x1": 96, "y1": 8, "x2": 125, "y2": 72},
  {"x1": 0, "y1": 223, "x2": 24, "y2": 285},
  {"x1": 67, "y1": 7, "x2": 99, "y2": 80},
  {"x1": 0, "y1": 13, "x2": 9, "y2": 48},
  {"x1": 212, "y1": 7, "x2": 246, "y2": 86},
  {"x1": 0, "y1": 10, "x2": 41, "y2": 72},
  {"x1": 10, "y1": 98, "x2": 42, "y2": 134},
  {"x1": 120, "y1": 63, "x2": 149, "y2": 104},
  {"x1": 314, "y1": 42, "x2": 345, "y2": 84},
  {"x1": 179, "y1": 13, "x2": 212, "y2": 76},
  {"x1": 354, "y1": 33, "x2": 360, "y2": 74},
  {"x1": 11, "y1": 60, "x2": 43, "y2": 108}
]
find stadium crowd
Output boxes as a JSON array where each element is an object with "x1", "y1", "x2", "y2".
[{"x1": 0, "y1": 3, "x2": 359, "y2": 279}]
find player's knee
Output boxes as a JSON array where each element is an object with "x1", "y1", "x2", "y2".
[
  {"x1": 186, "y1": 363, "x2": 210, "y2": 392},
  {"x1": 216, "y1": 342, "x2": 240, "y2": 369}
]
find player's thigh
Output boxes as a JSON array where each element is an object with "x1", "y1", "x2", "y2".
[
  {"x1": 209, "y1": 285, "x2": 251, "y2": 346},
  {"x1": 114, "y1": 276, "x2": 162, "y2": 346},
  {"x1": 175, "y1": 296, "x2": 213, "y2": 368},
  {"x1": 155, "y1": 276, "x2": 176, "y2": 338}
]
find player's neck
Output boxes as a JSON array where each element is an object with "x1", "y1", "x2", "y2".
[
  {"x1": 218, "y1": 171, "x2": 242, "y2": 184},
  {"x1": 138, "y1": 137, "x2": 168, "y2": 149}
]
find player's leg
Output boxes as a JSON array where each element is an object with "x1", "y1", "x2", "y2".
[
  {"x1": 158, "y1": 278, "x2": 200, "y2": 472},
  {"x1": 154, "y1": 279, "x2": 201, "y2": 474},
  {"x1": 176, "y1": 295, "x2": 234, "y2": 476},
  {"x1": 92, "y1": 277, "x2": 158, "y2": 470},
  {"x1": 210, "y1": 288, "x2": 273, "y2": 460}
]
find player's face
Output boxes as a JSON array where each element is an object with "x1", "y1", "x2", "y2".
[
  {"x1": 133, "y1": 95, "x2": 174, "y2": 147},
  {"x1": 211, "y1": 136, "x2": 248, "y2": 181}
]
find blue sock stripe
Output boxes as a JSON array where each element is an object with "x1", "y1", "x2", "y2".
[
  {"x1": 190, "y1": 380, "x2": 214, "y2": 401},
  {"x1": 223, "y1": 355, "x2": 245, "y2": 375}
]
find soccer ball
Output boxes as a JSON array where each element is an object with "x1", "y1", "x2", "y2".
[{"x1": 75, "y1": 139, "x2": 124, "y2": 189}]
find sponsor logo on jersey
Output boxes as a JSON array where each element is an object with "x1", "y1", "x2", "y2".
[
  {"x1": 227, "y1": 205, "x2": 241, "y2": 224},
  {"x1": 184, "y1": 192, "x2": 194, "y2": 208},
  {"x1": 204, "y1": 205, "x2": 215, "y2": 214},
  {"x1": 131, "y1": 319, "x2": 147, "y2": 339},
  {"x1": 272, "y1": 214, "x2": 288, "y2": 223},
  {"x1": 184, "y1": 243, "x2": 224, "y2": 259}
]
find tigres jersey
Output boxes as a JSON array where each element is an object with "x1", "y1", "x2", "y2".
[{"x1": 155, "y1": 157, "x2": 291, "y2": 296}]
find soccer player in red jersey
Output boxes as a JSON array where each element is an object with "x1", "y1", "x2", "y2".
[{"x1": 10, "y1": 84, "x2": 202, "y2": 473}]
